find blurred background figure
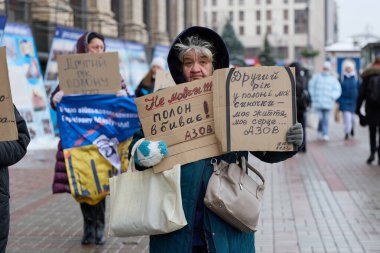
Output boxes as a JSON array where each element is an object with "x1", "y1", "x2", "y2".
[
  {"x1": 337, "y1": 60, "x2": 360, "y2": 140},
  {"x1": 289, "y1": 61, "x2": 311, "y2": 152},
  {"x1": 356, "y1": 54, "x2": 380, "y2": 165},
  {"x1": 135, "y1": 57, "x2": 166, "y2": 97},
  {"x1": 309, "y1": 61, "x2": 342, "y2": 141}
]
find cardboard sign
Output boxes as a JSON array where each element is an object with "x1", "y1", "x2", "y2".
[
  {"x1": 213, "y1": 66, "x2": 296, "y2": 152},
  {"x1": 0, "y1": 47, "x2": 17, "y2": 141},
  {"x1": 135, "y1": 76, "x2": 221, "y2": 172},
  {"x1": 57, "y1": 52, "x2": 121, "y2": 95},
  {"x1": 154, "y1": 70, "x2": 176, "y2": 92}
]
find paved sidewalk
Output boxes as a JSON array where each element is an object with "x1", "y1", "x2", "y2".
[{"x1": 6, "y1": 120, "x2": 380, "y2": 253}]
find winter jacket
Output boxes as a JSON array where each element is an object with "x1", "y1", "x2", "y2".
[
  {"x1": 135, "y1": 71, "x2": 155, "y2": 97},
  {"x1": 130, "y1": 26, "x2": 298, "y2": 253},
  {"x1": 356, "y1": 66, "x2": 380, "y2": 126},
  {"x1": 337, "y1": 74, "x2": 360, "y2": 112},
  {"x1": 308, "y1": 72, "x2": 341, "y2": 110},
  {"x1": 0, "y1": 106, "x2": 30, "y2": 252}
]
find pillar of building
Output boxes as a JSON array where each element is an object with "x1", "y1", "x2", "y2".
[
  {"x1": 149, "y1": 0, "x2": 170, "y2": 45},
  {"x1": 168, "y1": 0, "x2": 184, "y2": 40},
  {"x1": 185, "y1": 0, "x2": 202, "y2": 28},
  {"x1": 31, "y1": 0, "x2": 73, "y2": 26},
  {"x1": 86, "y1": 0, "x2": 117, "y2": 37},
  {"x1": 120, "y1": 0, "x2": 148, "y2": 44}
]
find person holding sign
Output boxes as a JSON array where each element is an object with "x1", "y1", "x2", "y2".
[
  {"x1": 130, "y1": 26, "x2": 303, "y2": 253},
  {"x1": 50, "y1": 31, "x2": 128, "y2": 246},
  {"x1": 0, "y1": 106, "x2": 30, "y2": 253}
]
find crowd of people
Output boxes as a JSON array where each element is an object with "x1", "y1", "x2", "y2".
[{"x1": 1, "y1": 25, "x2": 380, "y2": 253}]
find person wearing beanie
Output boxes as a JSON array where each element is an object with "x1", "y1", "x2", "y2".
[
  {"x1": 49, "y1": 31, "x2": 127, "y2": 246},
  {"x1": 134, "y1": 57, "x2": 167, "y2": 97}
]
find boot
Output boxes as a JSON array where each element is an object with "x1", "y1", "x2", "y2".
[
  {"x1": 367, "y1": 152, "x2": 375, "y2": 164},
  {"x1": 80, "y1": 203, "x2": 95, "y2": 245},
  {"x1": 95, "y1": 199, "x2": 106, "y2": 246}
]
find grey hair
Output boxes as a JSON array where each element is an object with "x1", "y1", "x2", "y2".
[{"x1": 174, "y1": 36, "x2": 214, "y2": 63}]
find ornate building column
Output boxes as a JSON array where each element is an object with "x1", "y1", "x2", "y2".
[
  {"x1": 121, "y1": 0, "x2": 148, "y2": 44},
  {"x1": 168, "y1": 0, "x2": 184, "y2": 40},
  {"x1": 86, "y1": 0, "x2": 117, "y2": 37},
  {"x1": 149, "y1": 0, "x2": 170, "y2": 45},
  {"x1": 185, "y1": 0, "x2": 203, "y2": 27},
  {"x1": 31, "y1": 0, "x2": 73, "y2": 26}
]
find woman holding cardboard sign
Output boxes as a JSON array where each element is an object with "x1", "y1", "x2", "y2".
[
  {"x1": 50, "y1": 31, "x2": 128, "y2": 246},
  {"x1": 130, "y1": 26, "x2": 303, "y2": 253}
]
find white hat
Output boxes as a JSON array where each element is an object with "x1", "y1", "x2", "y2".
[
  {"x1": 151, "y1": 57, "x2": 167, "y2": 70},
  {"x1": 322, "y1": 61, "x2": 332, "y2": 70}
]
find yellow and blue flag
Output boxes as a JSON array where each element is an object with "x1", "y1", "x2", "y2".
[{"x1": 57, "y1": 94, "x2": 140, "y2": 205}]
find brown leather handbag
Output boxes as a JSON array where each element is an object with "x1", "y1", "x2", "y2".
[{"x1": 204, "y1": 156, "x2": 265, "y2": 232}]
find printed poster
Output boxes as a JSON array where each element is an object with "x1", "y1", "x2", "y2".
[{"x1": 3, "y1": 22, "x2": 54, "y2": 141}]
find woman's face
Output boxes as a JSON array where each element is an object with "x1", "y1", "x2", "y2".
[
  {"x1": 182, "y1": 50, "x2": 213, "y2": 82},
  {"x1": 87, "y1": 38, "x2": 105, "y2": 54}
]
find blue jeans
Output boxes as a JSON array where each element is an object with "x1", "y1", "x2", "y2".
[{"x1": 317, "y1": 109, "x2": 331, "y2": 136}]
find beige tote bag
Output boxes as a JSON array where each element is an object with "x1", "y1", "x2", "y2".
[{"x1": 108, "y1": 138, "x2": 187, "y2": 237}]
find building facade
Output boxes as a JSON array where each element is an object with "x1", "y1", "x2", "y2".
[
  {"x1": 0, "y1": 0, "x2": 202, "y2": 65},
  {"x1": 203, "y1": 0, "x2": 338, "y2": 69}
]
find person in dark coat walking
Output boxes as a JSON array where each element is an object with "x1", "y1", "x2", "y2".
[
  {"x1": 289, "y1": 62, "x2": 311, "y2": 152},
  {"x1": 0, "y1": 106, "x2": 30, "y2": 253},
  {"x1": 129, "y1": 26, "x2": 304, "y2": 253},
  {"x1": 337, "y1": 60, "x2": 360, "y2": 140},
  {"x1": 356, "y1": 56, "x2": 380, "y2": 165},
  {"x1": 135, "y1": 57, "x2": 166, "y2": 97},
  {"x1": 50, "y1": 31, "x2": 128, "y2": 246}
]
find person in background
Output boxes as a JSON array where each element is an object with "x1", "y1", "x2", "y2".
[
  {"x1": 50, "y1": 31, "x2": 127, "y2": 246},
  {"x1": 337, "y1": 60, "x2": 360, "y2": 140},
  {"x1": 308, "y1": 61, "x2": 342, "y2": 141},
  {"x1": 289, "y1": 61, "x2": 311, "y2": 152},
  {"x1": 0, "y1": 106, "x2": 30, "y2": 253},
  {"x1": 135, "y1": 57, "x2": 166, "y2": 97},
  {"x1": 129, "y1": 26, "x2": 304, "y2": 253},
  {"x1": 356, "y1": 54, "x2": 380, "y2": 165}
]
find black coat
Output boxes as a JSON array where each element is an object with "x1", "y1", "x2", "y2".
[
  {"x1": 0, "y1": 106, "x2": 30, "y2": 252},
  {"x1": 357, "y1": 66, "x2": 380, "y2": 126}
]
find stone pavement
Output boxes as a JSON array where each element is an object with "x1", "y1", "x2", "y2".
[{"x1": 6, "y1": 119, "x2": 380, "y2": 253}]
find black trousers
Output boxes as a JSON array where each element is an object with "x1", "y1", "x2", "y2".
[
  {"x1": 0, "y1": 167, "x2": 9, "y2": 253},
  {"x1": 80, "y1": 198, "x2": 106, "y2": 228},
  {"x1": 369, "y1": 126, "x2": 380, "y2": 155}
]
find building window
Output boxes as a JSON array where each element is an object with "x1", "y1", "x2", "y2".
[
  {"x1": 266, "y1": 0, "x2": 271, "y2": 4},
  {"x1": 229, "y1": 11, "x2": 233, "y2": 21},
  {"x1": 283, "y1": 25, "x2": 289, "y2": 34},
  {"x1": 229, "y1": 0, "x2": 234, "y2": 5},
  {"x1": 267, "y1": 25, "x2": 272, "y2": 34},
  {"x1": 266, "y1": 10, "x2": 271, "y2": 20},
  {"x1": 256, "y1": 10, "x2": 261, "y2": 21},
  {"x1": 283, "y1": 10, "x2": 288, "y2": 20},
  {"x1": 212, "y1": 0, "x2": 217, "y2": 6},
  {"x1": 240, "y1": 26, "x2": 245, "y2": 35},
  {"x1": 257, "y1": 26, "x2": 261, "y2": 35},
  {"x1": 295, "y1": 0, "x2": 307, "y2": 2},
  {"x1": 239, "y1": 11, "x2": 244, "y2": 21},
  {"x1": 204, "y1": 13, "x2": 208, "y2": 24},
  {"x1": 212, "y1": 11, "x2": 217, "y2": 23},
  {"x1": 256, "y1": 0, "x2": 260, "y2": 4},
  {"x1": 294, "y1": 9, "x2": 308, "y2": 33},
  {"x1": 284, "y1": 0, "x2": 288, "y2": 3},
  {"x1": 240, "y1": 0, "x2": 245, "y2": 4}
]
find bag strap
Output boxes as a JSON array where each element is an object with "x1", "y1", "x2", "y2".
[
  {"x1": 127, "y1": 138, "x2": 146, "y2": 172},
  {"x1": 241, "y1": 156, "x2": 265, "y2": 185}
]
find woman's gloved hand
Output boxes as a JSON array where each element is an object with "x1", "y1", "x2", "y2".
[
  {"x1": 286, "y1": 123, "x2": 303, "y2": 147},
  {"x1": 52, "y1": 90, "x2": 64, "y2": 106},
  {"x1": 134, "y1": 139, "x2": 168, "y2": 167}
]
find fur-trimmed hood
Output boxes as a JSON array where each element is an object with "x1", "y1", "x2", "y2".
[{"x1": 361, "y1": 65, "x2": 380, "y2": 78}]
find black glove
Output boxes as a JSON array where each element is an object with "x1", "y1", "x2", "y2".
[{"x1": 286, "y1": 123, "x2": 303, "y2": 147}]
